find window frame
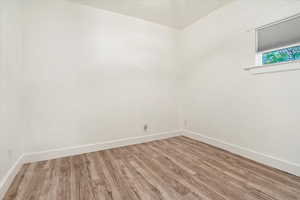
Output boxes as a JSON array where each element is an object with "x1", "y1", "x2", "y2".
[{"x1": 255, "y1": 13, "x2": 300, "y2": 66}]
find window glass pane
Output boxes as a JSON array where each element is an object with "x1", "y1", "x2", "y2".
[{"x1": 262, "y1": 45, "x2": 300, "y2": 65}]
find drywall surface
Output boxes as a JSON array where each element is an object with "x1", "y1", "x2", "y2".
[
  {"x1": 69, "y1": 0, "x2": 234, "y2": 29},
  {"x1": 180, "y1": 0, "x2": 300, "y2": 165},
  {"x1": 23, "y1": 0, "x2": 180, "y2": 153},
  {"x1": 0, "y1": 0, "x2": 25, "y2": 183},
  {"x1": 3, "y1": 0, "x2": 300, "y2": 183}
]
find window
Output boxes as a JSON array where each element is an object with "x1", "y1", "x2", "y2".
[
  {"x1": 262, "y1": 45, "x2": 300, "y2": 65},
  {"x1": 256, "y1": 14, "x2": 300, "y2": 66}
]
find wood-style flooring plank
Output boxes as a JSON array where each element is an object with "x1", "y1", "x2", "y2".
[{"x1": 3, "y1": 136, "x2": 300, "y2": 200}]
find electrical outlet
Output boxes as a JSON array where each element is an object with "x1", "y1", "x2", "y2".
[
  {"x1": 0, "y1": 168, "x2": 3, "y2": 179},
  {"x1": 184, "y1": 120, "x2": 188, "y2": 128},
  {"x1": 144, "y1": 124, "x2": 148, "y2": 132},
  {"x1": 8, "y1": 149, "x2": 13, "y2": 160}
]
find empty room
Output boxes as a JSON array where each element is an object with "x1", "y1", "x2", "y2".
[{"x1": 1, "y1": 0, "x2": 300, "y2": 199}]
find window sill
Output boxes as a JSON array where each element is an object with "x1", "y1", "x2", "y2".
[{"x1": 244, "y1": 60, "x2": 300, "y2": 74}]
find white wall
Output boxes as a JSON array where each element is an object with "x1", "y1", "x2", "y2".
[
  {"x1": 2, "y1": 0, "x2": 300, "y2": 186},
  {"x1": 0, "y1": 0, "x2": 25, "y2": 183},
  {"x1": 23, "y1": 0, "x2": 180, "y2": 153},
  {"x1": 180, "y1": 0, "x2": 300, "y2": 166}
]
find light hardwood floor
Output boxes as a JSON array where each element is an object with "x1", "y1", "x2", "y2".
[{"x1": 4, "y1": 136, "x2": 300, "y2": 200}]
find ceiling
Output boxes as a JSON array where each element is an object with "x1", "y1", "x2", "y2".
[{"x1": 69, "y1": 0, "x2": 234, "y2": 29}]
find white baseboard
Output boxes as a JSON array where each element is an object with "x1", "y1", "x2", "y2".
[
  {"x1": 2, "y1": 129, "x2": 298, "y2": 199},
  {"x1": 23, "y1": 130, "x2": 182, "y2": 163},
  {"x1": 0, "y1": 130, "x2": 181, "y2": 198},
  {"x1": 183, "y1": 129, "x2": 300, "y2": 177},
  {"x1": 0, "y1": 155, "x2": 25, "y2": 200}
]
